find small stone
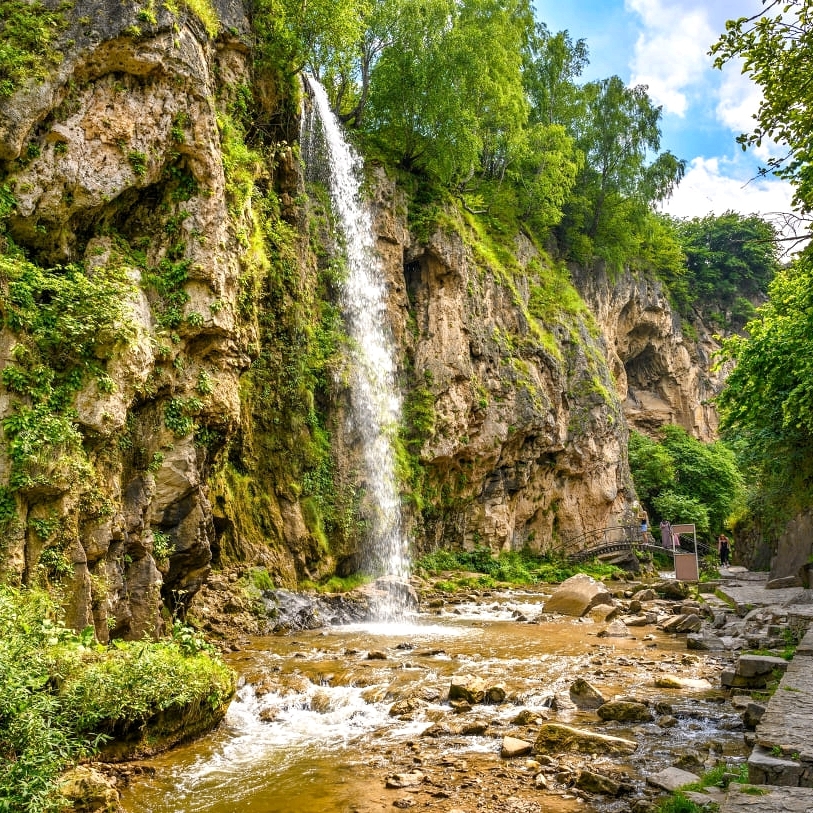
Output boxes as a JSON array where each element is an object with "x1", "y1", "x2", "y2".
[
  {"x1": 646, "y1": 766, "x2": 700, "y2": 792},
  {"x1": 385, "y1": 771, "x2": 425, "y2": 789},
  {"x1": 569, "y1": 678, "x2": 606, "y2": 710},
  {"x1": 501, "y1": 736, "x2": 533, "y2": 758}
]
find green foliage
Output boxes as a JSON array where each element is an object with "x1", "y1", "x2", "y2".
[
  {"x1": 628, "y1": 426, "x2": 744, "y2": 540},
  {"x1": 0, "y1": 248, "x2": 134, "y2": 491},
  {"x1": 163, "y1": 397, "x2": 199, "y2": 437},
  {"x1": 712, "y1": 4, "x2": 813, "y2": 213},
  {"x1": 0, "y1": 0, "x2": 67, "y2": 98},
  {"x1": 151, "y1": 530, "x2": 175, "y2": 563},
  {"x1": 415, "y1": 547, "x2": 622, "y2": 585},
  {"x1": 672, "y1": 211, "x2": 779, "y2": 325},
  {"x1": 718, "y1": 251, "x2": 813, "y2": 531},
  {"x1": 364, "y1": 0, "x2": 532, "y2": 186},
  {"x1": 164, "y1": 0, "x2": 220, "y2": 38},
  {"x1": 0, "y1": 586, "x2": 233, "y2": 813}
]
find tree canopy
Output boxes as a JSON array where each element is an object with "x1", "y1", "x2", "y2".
[
  {"x1": 672, "y1": 211, "x2": 780, "y2": 327},
  {"x1": 712, "y1": 0, "x2": 813, "y2": 213}
]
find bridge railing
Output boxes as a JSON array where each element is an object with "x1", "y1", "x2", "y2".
[{"x1": 561, "y1": 524, "x2": 709, "y2": 561}]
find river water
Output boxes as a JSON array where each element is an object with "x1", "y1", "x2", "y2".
[{"x1": 120, "y1": 588, "x2": 747, "y2": 813}]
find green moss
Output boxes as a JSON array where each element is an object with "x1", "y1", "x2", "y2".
[
  {"x1": 0, "y1": 0, "x2": 69, "y2": 98},
  {"x1": 163, "y1": 0, "x2": 219, "y2": 38}
]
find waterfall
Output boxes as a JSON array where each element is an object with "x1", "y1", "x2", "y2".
[{"x1": 301, "y1": 78, "x2": 410, "y2": 618}]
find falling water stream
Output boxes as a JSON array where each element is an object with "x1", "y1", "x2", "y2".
[{"x1": 301, "y1": 78, "x2": 409, "y2": 612}]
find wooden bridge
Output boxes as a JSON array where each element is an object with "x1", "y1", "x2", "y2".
[{"x1": 561, "y1": 524, "x2": 709, "y2": 563}]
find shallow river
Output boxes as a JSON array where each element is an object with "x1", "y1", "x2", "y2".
[{"x1": 120, "y1": 589, "x2": 747, "y2": 813}]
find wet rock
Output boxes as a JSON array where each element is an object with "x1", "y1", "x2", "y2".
[
  {"x1": 58, "y1": 766, "x2": 119, "y2": 812},
  {"x1": 588, "y1": 604, "x2": 620, "y2": 623},
  {"x1": 449, "y1": 674, "x2": 487, "y2": 703},
  {"x1": 534, "y1": 723, "x2": 637, "y2": 756},
  {"x1": 653, "y1": 675, "x2": 712, "y2": 690},
  {"x1": 743, "y1": 701, "x2": 766, "y2": 729},
  {"x1": 597, "y1": 700, "x2": 653, "y2": 723},
  {"x1": 653, "y1": 581, "x2": 691, "y2": 600},
  {"x1": 533, "y1": 772, "x2": 549, "y2": 789},
  {"x1": 386, "y1": 771, "x2": 425, "y2": 789},
  {"x1": 501, "y1": 736, "x2": 534, "y2": 758},
  {"x1": 646, "y1": 766, "x2": 700, "y2": 791},
  {"x1": 367, "y1": 650, "x2": 387, "y2": 660},
  {"x1": 674, "y1": 750, "x2": 704, "y2": 772},
  {"x1": 457, "y1": 720, "x2": 489, "y2": 736},
  {"x1": 569, "y1": 678, "x2": 606, "y2": 710},
  {"x1": 721, "y1": 654, "x2": 788, "y2": 689},
  {"x1": 633, "y1": 588, "x2": 657, "y2": 602},
  {"x1": 686, "y1": 631, "x2": 729, "y2": 650},
  {"x1": 393, "y1": 799, "x2": 416, "y2": 809},
  {"x1": 575, "y1": 769, "x2": 622, "y2": 796},
  {"x1": 621, "y1": 614, "x2": 650, "y2": 627},
  {"x1": 660, "y1": 613, "x2": 703, "y2": 633},
  {"x1": 544, "y1": 574, "x2": 615, "y2": 617},
  {"x1": 512, "y1": 709, "x2": 549, "y2": 725},
  {"x1": 657, "y1": 715, "x2": 678, "y2": 728},
  {"x1": 598, "y1": 619, "x2": 633, "y2": 638},
  {"x1": 389, "y1": 697, "x2": 424, "y2": 718}
]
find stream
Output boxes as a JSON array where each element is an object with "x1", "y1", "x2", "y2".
[{"x1": 120, "y1": 587, "x2": 747, "y2": 813}]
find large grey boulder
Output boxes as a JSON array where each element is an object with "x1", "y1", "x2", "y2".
[{"x1": 544, "y1": 574, "x2": 615, "y2": 617}]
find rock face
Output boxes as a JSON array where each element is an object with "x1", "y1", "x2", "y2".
[
  {"x1": 0, "y1": 0, "x2": 254, "y2": 638},
  {"x1": 572, "y1": 265, "x2": 726, "y2": 442},
  {"x1": 0, "y1": 1, "x2": 723, "y2": 634}
]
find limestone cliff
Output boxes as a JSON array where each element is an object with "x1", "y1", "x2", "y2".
[
  {"x1": 0, "y1": 0, "x2": 717, "y2": 639},
  {"x1": 572, "y1": 264, "x2": 726, "y2": 443},
  {"x1": 0, "y1": 0, "x2": 254, "y2": 638}
]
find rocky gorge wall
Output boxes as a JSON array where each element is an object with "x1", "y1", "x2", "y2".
[{"x1": 0, "y1": 0, "x2": 725, "y2": 639}]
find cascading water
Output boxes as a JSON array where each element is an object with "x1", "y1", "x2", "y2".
[{"x1": 301, "y1": 78, "x2": 410, "y2": 618}]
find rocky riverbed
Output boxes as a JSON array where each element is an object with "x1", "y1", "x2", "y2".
[{"x1": 103, "y1": 568, "x2": 813, "y2": 813}]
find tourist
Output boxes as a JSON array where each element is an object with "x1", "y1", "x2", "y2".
[
  {"x1": 718, "y1": 532, "x2": 731, "y2": 567},
  {"x1": 660, "y1": 519, "x2": 672, "y2": 550}
]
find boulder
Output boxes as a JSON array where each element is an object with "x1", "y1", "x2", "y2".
[
  {"x1": 534, "y1": 723, "x2": 637, "y2": 756},
  {"x1": 632, "y1": 588, "x2": 657, "y2": 602},
  {"x1": 449, "y1": 674, "x2": 487, "y2": 704},
  {"x1": 58, "y1": 766, "x2": 119, "y2": 813},
  {"x1": 660, "y1": 613, "x2": 703, "y2": 633},
  {"x1": 646, "y1": 766, "x2": 700, "y2": 792},
  {"x1": 597, "y1": 700, "x2": 653, "y2": 723},
  {"x1": 597, "y1": 619, "x2": 633, "y2": 638},
  {"x1": 386, "y1": 771, "x2": 425, "y2": 789},
  {"x1": 569, "y1": 678, "x2": 606, "y2": 710},
  {"x1": 501, "y1": 736, "x2": 534, "y2": 758},
  {"x1": 544, "y1": 574, "x2": 615, "y2": 617},
  {"x1": 575, "y1": 769, "x2": 622, "y2": 796},
  {"x1": 653, "y1": 581, "x2": 691, "y2": 600}
]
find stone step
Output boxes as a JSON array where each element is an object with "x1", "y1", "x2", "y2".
[
  {"x1": 748, "y1": 654, "x2": 813, "y2": 785},
  {"x1": 722, "y1": 784, "x2": 813, "y2": 812}
]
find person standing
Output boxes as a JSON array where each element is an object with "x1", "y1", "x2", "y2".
[{"x1": 717, "y1": 533, "x2": 731, "y2": 567}]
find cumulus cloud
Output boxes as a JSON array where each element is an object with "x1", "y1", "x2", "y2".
[
  {"x1": 662, "y1": 156, "x2": 795, "y2": 220},
  {"x1": 625, "y1": 0, "x2": 716, "y2": 116}
]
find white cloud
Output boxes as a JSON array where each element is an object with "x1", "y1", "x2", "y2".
[
  {"x1": 625, "y1": 0, "x2": 716, "y2": 116},
  {"x1": 662, "y1": 156, "x2": 796, "y2": 225}
]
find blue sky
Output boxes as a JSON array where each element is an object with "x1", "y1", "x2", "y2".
[{"x1": 534, "y1": 0, "x2": 796, "y2": 223}]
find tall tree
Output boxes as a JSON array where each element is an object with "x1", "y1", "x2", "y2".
[
  {"x1": 363, "y1": 0, "x2": 532, "y2": 186},
  {"x1": 555, "y1": 76, "x2": 684, "y2": 268}
]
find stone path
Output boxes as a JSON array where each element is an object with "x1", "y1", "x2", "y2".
[
  {"x1": 722, "y1": 785, "x2": 813, "y2": 812},
  {"x1": 715, "y1": 576, "x2": 813, "y2": 812}
]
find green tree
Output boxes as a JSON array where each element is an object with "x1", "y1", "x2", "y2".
[
  {"x1": 718, "y1": 254, "x2": 813, "y2": 523},
  {"x1": 673, "y1": 211, "x2": 779, "y2": 326},
  {"x1": 712, "y1": 1, "x2": 813, "y2": 213},
  {"x1": 557, "y1": 76, "x2": 685, "y2": 268},
  {"x1": 363, "y1": 0, "x2": 532, "y2": 186},
  {"x1": 628, "y1": 426, "x2": 744, "y2": 539}
]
